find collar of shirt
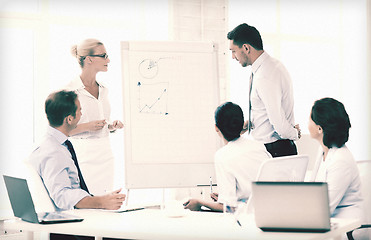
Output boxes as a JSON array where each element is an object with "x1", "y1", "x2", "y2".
[
  {"x1": 68, "y1": 76, "x2": 105, "y2": 91},
  {"x1": 46, "y1": 125, "x2": 68, "y2": 145},
  {"x1": 251, "y1": 51, "x2": 269, "y2": 75},
  {"x1": 226, "y1": 136, "x2": 243, "y2": 145},
  {"x1": 323, "y1": 147, "x2": 344, "y2": 165}
]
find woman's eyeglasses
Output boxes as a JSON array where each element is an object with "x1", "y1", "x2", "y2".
[{"x1": 88, "y1": 53, "x2": 108, "y2": 59}]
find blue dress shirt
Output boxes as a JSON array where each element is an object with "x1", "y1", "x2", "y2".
[{"x1": 28, "y1": 126, "x2": 91, "y2": 210}]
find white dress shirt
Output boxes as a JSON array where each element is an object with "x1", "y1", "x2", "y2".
[
  {"x1": 215, "y1": 135, "x2": 271, "y2": 205},
  {"x1": 311, "y1": 146, "x2": 365, "y2": 220},
  {"x1": 28, "y1": 126, "x2": 91, "y2": 210},
  {"x1": 250, "y1": 52, "x2": 298, "y2": 144},
  {"x1": 65, "y1": 76, "x2": 111, "y2": 139},
  {"x1": 65, "y1": 76, "x2": 115, "y2": 195}
]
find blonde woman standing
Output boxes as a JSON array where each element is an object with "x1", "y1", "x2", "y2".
[{"x1": 66, "y1": 39, "x2": 123, "y2": 196}]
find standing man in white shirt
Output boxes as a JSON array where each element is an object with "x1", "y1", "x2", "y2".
[{"x1": 227, "y1": 23, "x2": 301, "y2": 157}]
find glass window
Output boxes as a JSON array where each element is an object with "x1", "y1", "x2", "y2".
[
  {"x1": 228, "y1": 0, "x2": 277, "y2": 34},
  {"x1": 0, "y1": 28, "x2": 34, "y2": 212},
  {"x1": 0, "y1": 0, "x2": 40, "y2": 13},
  {"x1": 280, "y1": 0, "x2": 341, "y2": 37},
  {"x1": 0, "y1": 28, "x2": 34, "y2": 174}
]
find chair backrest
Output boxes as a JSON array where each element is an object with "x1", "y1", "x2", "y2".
[
  {"x1": 24, "y1": 162, "x2": 56, "y2": 213},
  {"x1": 357, "y1": 160, "x2": 371, "y2": 223},
  {"x1": 295, "y1": 134, "x2": 321, "y2": 171},
  {"x1": 246, "y1": 155, "x2": 309, "y2": 213},
  {"x1": 256, "y1": 154, "x2": 309, "y2": 182}
]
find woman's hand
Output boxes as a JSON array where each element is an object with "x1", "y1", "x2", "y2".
[
  {"x1": 86, "y1": 120, "x2": 107, "y2": 131},
  {"x1": 108, "y1": 120, "x2": 124, "y2": 132},
  {"x1": 183, "y1": 199, "x2": 202, "y2": 211}
]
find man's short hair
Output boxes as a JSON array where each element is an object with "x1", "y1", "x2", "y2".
[
  {"x1": 227, "y1": 23, "x2": 263, "y2": 50},
  {"x1": 45, "y1": 90, "x2": 78, "y2": 127}
]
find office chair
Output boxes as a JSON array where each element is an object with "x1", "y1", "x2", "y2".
[
  {"x1": 245, "y1": 154, "x2": 309, "y2": 213},
  {"x1": 295, "y1": 134, "x2": 321, "y2": 171},
  {"x1": 255, "y1": 154, "x2": 309, "y2": 182},
  {"x1": 346, "y1": 160, "x2": 371, "y2": 240},
  {"x1": 24, "y1": 162, "x2": 56, "y2": 213}
]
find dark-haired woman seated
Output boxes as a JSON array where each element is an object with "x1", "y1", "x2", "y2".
[
  {"x1": 309, "y1": 98, "x2": 366, "y2": 238},
  {"x1": 183, "y1": 102, "x2": 271, "y2": 212}
]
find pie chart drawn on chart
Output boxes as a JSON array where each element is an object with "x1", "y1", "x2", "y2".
[{"x1": 139, "y1": 59, "x2": 159, "y2": 79}]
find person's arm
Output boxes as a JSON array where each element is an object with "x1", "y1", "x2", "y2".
[
  {"x1": 257, "y1": 68, "x2": 298, "y2": 140},
  {"x1": 213, "y1": 155, "x2": 238, "y2": 207},
  {"x1": 42, "y1": 150, "x2": 125, "y2": 210},
  {"x1": 40, "y1": 150, "x2": 91, "y2": 210},
  {"x1": 183, "y1": 198, "x2": 223, "y2": 212},
  {"x1": 325, "y1": 151, "x2": 355, "y2": 215},
  {"x1": 69, "y1": 120, "x2": 107, "y2": 136},
  {"x1": 75, "y1": 189, "x2": 126, "y2": 210}
]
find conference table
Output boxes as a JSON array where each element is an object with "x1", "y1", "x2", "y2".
[{"x1": 2, "y1": 208, "x2": 360, "y2": 240}]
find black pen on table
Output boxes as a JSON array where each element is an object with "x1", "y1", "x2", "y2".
[{"x1": 210, "y1": 176, "x2": 213, "y2": 194}]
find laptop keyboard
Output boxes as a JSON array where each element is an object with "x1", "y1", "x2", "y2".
[{"x1": 38, "y1": 212, "x2": 72, "y2": 220}]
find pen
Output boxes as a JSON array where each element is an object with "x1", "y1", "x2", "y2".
[
  {"x1": 117, "y1": 207, "x2": 145, "y2": 213},
  {"x1": 210, "y1": 177, "x2": 213, "y2": 194},
  {"x1": 236, "y1": 220, "x2": 242, "y2": 227}
]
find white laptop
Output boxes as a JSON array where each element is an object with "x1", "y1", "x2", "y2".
[
  {"x1": 3, "y1": 175, "x2": 83, "y2": 224},
  {"x1": 251, "y1": 181, "x2": 331, "y2": 232}
]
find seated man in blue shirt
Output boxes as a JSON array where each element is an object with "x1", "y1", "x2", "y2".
[
  {"x1": 29, "y1": 90, "x2": 125, "y2": 211},
  {"x1": 29, "y1": 90, "x2": 125, "y2": 240}
]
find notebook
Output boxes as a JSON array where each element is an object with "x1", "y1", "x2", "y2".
[
  {"x1": 251, "y1": 181, "x2": 331, "y2": 232},
  {"x1": 3, "y1": 175, "x2": 84, "y2": 224}
]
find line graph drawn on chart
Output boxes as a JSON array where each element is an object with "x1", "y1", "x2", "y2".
[{"x1": 137, "y1": 81, "x2": 169, "y2": 115}]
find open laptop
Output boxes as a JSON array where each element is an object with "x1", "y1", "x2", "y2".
[
  {"x1": 251, "y1": 181, "x2": 331, "y2": 232},
  {"x1": 3, "y1": 175, "x2": 83, "y2": 224}
]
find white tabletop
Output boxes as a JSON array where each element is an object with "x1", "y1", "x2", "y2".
[{"x1": 2, "y1": 209, "x2": 361, "y2": 240}]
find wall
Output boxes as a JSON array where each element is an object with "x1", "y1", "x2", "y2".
[
  {"x1": 368, "y1": 0, "x2": 371, "y2": 159},
  {"x1": 170, "y1": 0, "x2": 229, "y2": 101}
]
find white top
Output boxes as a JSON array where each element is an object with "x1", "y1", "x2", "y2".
[
  {"x1": 28, "y1": 126, "x2": 91, "y2": 210},
  {"x1": 250, "y1": 52, "x2": 298, "y2": 144},
  {"x1": 215, "y1": 136, "x2": 271, "y2": 205},
  {"x1": 311, "y1": 146, "x2": 364, "y2": 219},
  {"x1": 65, "y1": 76, "x2": 111, "y2": 139}
]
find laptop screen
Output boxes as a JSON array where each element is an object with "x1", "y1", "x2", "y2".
[
  {"x1": 251, "y1": 181, "x2": 331, "y2": 232},
  {"x1": 3, "y1": 175, "x2": 83, "y2": 224},
  {"x1": 3, "y1": 175, "x2": 39, "y2": 223}
]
